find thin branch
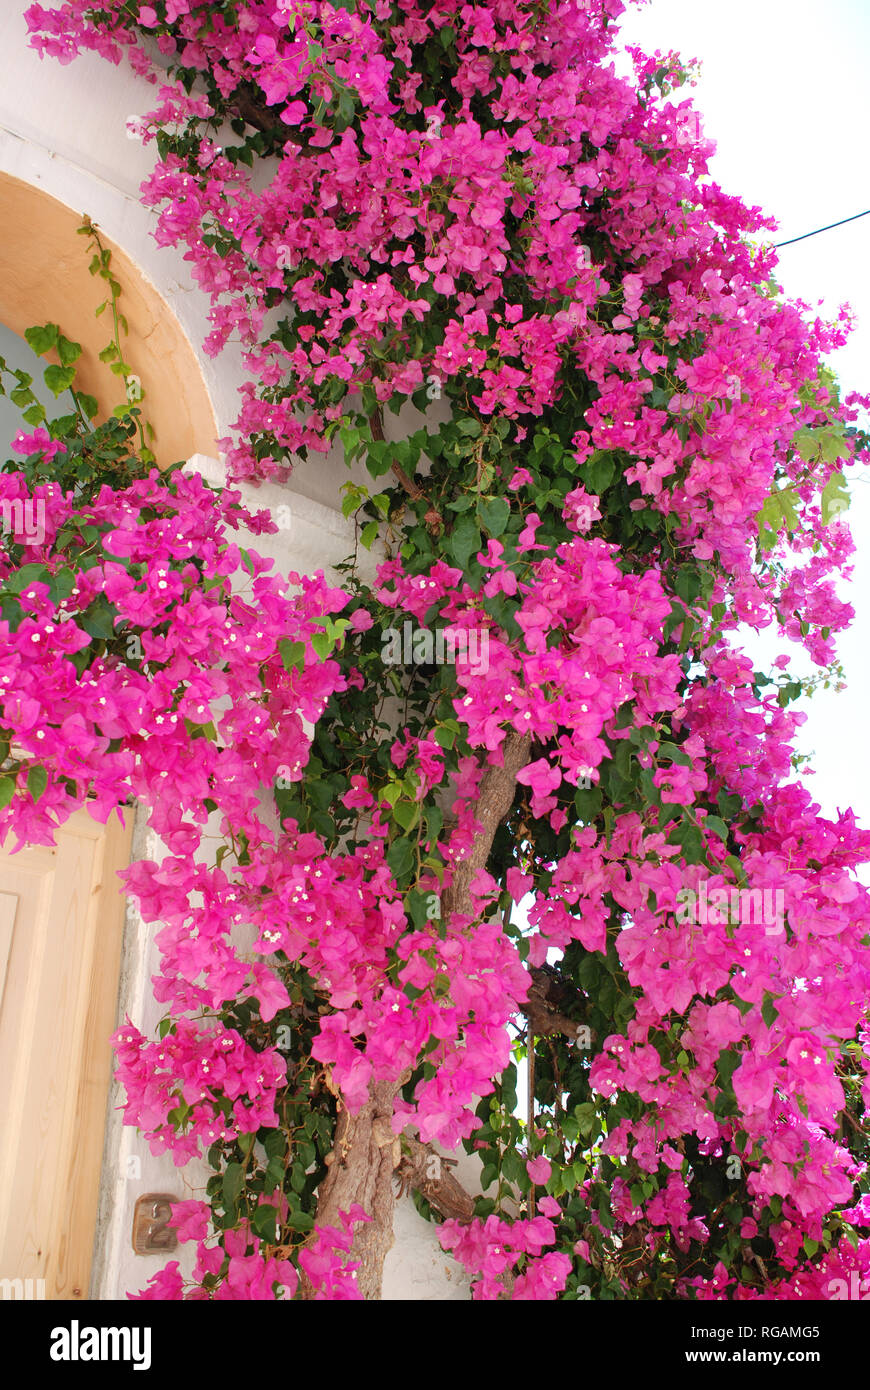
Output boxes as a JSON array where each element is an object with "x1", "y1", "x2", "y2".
[
  {"x1": 368, "y1": 408, "x2": 443, "y2": 532},
  {"x1": 522, "y1": 965, "x2": 592, "y2": 1043},
  {"x1": 395, "y1": 1137, "x2": 476, "y2": 1224}
]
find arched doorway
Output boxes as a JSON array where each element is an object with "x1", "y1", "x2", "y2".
[
  {"x1": 0, "y1": 173, "x2": 217, "y2": 1300},
  {"x1": 0, "y1": 172, "x2": 217, "y2": 468}
]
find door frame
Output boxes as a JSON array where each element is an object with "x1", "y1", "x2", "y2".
[{"x1": 0, "y1": 803, "x2": 132, "y2": 1299}]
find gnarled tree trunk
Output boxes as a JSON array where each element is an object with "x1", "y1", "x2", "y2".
[{"x1": 302, "y1": 731, "x2": 532, "y2": 1299}]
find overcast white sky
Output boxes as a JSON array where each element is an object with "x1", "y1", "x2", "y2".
[{"x1": 619, "y1": 0, "x2": 870, "y2": 830}]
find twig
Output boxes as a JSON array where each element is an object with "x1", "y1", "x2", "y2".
[{"x1": 368, "y1": 409, "x2": 442, "y2": 532}]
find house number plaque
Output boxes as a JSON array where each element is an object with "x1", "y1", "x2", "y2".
[{"x1": 131, "y1": 1193, "x2": 179, "y2": 1254}]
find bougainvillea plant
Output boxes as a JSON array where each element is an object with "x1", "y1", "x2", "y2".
[{"x1": 8, "y1": 0, "x2": 870, "y2": 1299}]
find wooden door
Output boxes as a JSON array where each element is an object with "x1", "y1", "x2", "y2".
[{"x1": 0, "y1": 806, "x2": 131, "y2": 1299}]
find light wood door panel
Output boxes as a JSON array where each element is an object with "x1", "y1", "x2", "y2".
[{"x1": 0, "y1": 807, "x2": 131, "y2": 1299}]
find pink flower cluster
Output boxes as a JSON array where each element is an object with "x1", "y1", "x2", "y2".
[{"x1": 439, "y1": 1213, "x2": 573, "y2": 1301}]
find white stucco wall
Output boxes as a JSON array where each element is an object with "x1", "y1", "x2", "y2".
[{"x1": 0, "y1": 2, "x2": 471, "y2": 1299}]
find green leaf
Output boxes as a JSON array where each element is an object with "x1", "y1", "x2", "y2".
[
  {"x1": 0, "y1": 776, "x2": 16, "y2": 810},
  {"x1": 449, "y1": 514, "x2": 480, "y2": 569},
  {"x1": 669, "y1": 815, "x2": 704, "y2": 864},
  {"x1": 251, "y1": 1205, "x2": 278, "y2": 1243},
  {"x1": 723, "y1": 858, "x2": 747, "y2": 895},
  {"x1": 222, "y1": 1162, "x2": 245, "y2": 1211},
  {"x1": 284, "y1": 1209, "x2": 314, "y2": 1232},
  {"x1": 184, "y1": 717, "x2": 218, "y2": 743},
  {"x1": 756, "y1": 484, "x2": 799, "y2": 551},
  {"x1": 360, "y1": 520, "x2": 379, "y2": 549},
  {"x1": 5, "y1": 563, "x2": 48, "y2": 594},
  {"x1": 457, "y1": 417, "x2": 481, "y2": 437},
  {"x1": 479, "y1": 496, "x2": 510, "y2": 537},
  {"x1": 57, "y1": 335, "x2": 82, "y2": 367},
  {"x1": 761, "y1": 992, "x2": 778, "y2": 1028},
  {"x1": 386, "y1": 836, "x2": 415, "y2": 881},
  {"x1": 263, "y1": 1153, "x2": 286, "y2": 1191},
  {"x1": 480, "y1": 1163, "x2": 499, "y2": 1190},
  {"x1": 167, "y1": 1095, "x2": 192, "y2": 1128},
  {"x1": 574, "y1": 784, "x2": 602, "y2": 819},
  {"x1": 363, "y1": 440, "x2": 392, "y2": 479},
  {"x1": 24, "y1": 323, "x2": 59, "y2": 356},
  {"x1": 657, "y1": 740, "x2": 692, "y2": 767},
  {"x1": 51, "y1": 414, "x2": 79, "y2": 438},
  {"x1": 43, "y1": 364, "x2": 76, "y2": 397},
  {"x1": 311, "y1": 631, "x2": 332, "y2": 661},
  {"x1": 80, "y1": 594, "x2": 117, "y2": 640},
  {"x1": 583, "y1": 452, "x2": 615, "y2": 494},
  {"x1": 704, "y1": 816, "x2": 729, "y2": 844},
  {"x1": 674, "y1": 566, "x2": 701, "y2": 605},
  {"x1": 27, "y1": 765, "x2": 48, "y2": 803},
  {"x1": 820, "y1": 429, "x2": 849, "y2": 465},
  {"x1": 501, "y1": 1148, "x2": 524, "y2": 1186},
  {"x1": 575, "y1": 1102, "x2": 600, "y2": 1141},
  {"x1": 794, "y1": 427, "x2": 819, "y2": 463},
  {"x1": 392, "y1": 799, "x2": 419, "y2": 832},
  {"x1": 718, "y1": 791, "x2": 742, "y2": 820},
  {"x1": 821, "y1": 471, "x2": 849, "y2": 524}
]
